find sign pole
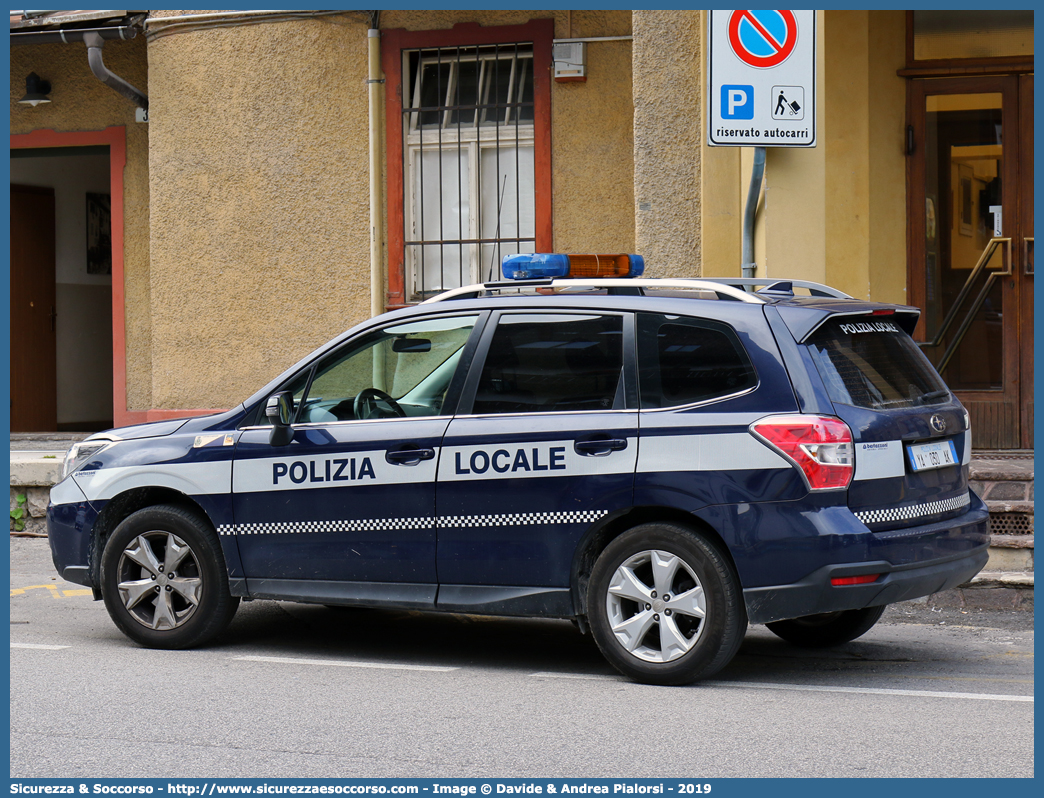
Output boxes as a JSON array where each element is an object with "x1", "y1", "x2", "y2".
[
  {"x1": 707, "y1": 10, "x2": 816, "y2": 277},
  {"x1": 741, "y1": 146, "x2": 765, "y2": 278}
]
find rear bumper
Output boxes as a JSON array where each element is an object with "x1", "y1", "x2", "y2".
[{"x1": 742, "y1": 499, "x2": 990, "y2": 624}]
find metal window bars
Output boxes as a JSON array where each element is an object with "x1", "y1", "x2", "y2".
[{"x1": 403, "y1": 43, "x2": 536, "y2": 302}]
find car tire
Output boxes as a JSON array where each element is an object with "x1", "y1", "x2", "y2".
[
  {"x1": 100, "y1": 504, "x2": 239, "y2": 649},
  {"x1": 765, "y1": 605, "x2": 886, "y2": 648},
  {"x1": 587, "y1": 523, "x2": 747, "y2": 685}
]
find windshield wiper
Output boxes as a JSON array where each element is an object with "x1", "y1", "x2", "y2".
[{"x1": 915, "y1": 389, "x2": 950, "y2": 406}]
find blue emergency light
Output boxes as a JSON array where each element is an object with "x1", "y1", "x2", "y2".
[{"x1": 503, "y1": 253, "x2": 645, "y2": 280}]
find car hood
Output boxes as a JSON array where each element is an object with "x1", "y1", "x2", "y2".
[{"x1": 91, "y1": 418, "x2": 190, "y2": 442}]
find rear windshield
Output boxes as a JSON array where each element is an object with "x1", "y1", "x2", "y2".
[{"x1": 805, "y1": 318, "x2": 950, "y2": 410}]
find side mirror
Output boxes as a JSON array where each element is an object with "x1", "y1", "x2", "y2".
[{"x1": 265, "y1": 391, "x2": 294, "y2": 446}]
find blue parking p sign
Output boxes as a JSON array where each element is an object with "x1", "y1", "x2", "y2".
[{"x1": 721, "y1": 85, "x2": 754, "y2": 119}]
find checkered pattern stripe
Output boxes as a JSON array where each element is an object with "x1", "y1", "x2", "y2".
[
  {"x1": 853, "y1": 491, "x2": 971, "y2": 527},
  {"x1": 438, "y1": 510, "x2": 607, "y2": 529},
  {"x1": 217, "y1": 509, "x2": 607, "y2": 536},
  {"x1": 218, "y1": 517, "x2": 433, "y2": 536}
]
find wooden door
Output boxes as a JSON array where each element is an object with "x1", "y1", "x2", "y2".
[
  {"x1": 1017, "y1": 74, "x2": 1033, "y2": 449},
  {"x1": 10, "y1": 184, "x2": 57, "y2": 431},
  {"x1": 907, "y1": 75, "x2": 1032, "y2": 449}
]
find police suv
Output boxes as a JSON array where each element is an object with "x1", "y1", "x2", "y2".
[{"x1": 48, "y1": 253, "x2": 989, "y2": 685}]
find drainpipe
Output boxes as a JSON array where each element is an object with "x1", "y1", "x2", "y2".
[
  {"x1": 367, "y1": 28, "x2": 384, "y2": 318},
  {"x1": 83, "y1": 30, "x2": 148, "y2": 110},
  {"x1": 741, "y1": 146, "x2": 765, "y2": 278}
]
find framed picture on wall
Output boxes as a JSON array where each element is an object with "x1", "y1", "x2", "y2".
[{"x1": 86, "y1": 192, "x2": 112, "y2": 275}]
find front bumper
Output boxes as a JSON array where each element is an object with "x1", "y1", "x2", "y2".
[
  {"x1": 47, "y1": 477, "x2": 98, "y2": 587},
  {"x1": 742, "y1": 497, "x2": 990, "y2": 624}
]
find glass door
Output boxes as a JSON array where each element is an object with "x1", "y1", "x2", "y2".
[{"x1": 907, "y1": 76, "x2": 1032, "y2": 449}]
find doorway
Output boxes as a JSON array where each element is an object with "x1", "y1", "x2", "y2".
[
  {"x1": 10, "y1": 147, "x2": 114, "y2": 432},
  {"x1": 10, "y1": 184, "x2": 57, "y2": 431},
  {"x1": 907, "y1": 74, "x2": 1033, "y2": 449}
]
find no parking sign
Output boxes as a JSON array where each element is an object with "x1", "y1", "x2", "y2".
[{"x1": 707, "y1": 9, "x2": 816, "y2": 147}]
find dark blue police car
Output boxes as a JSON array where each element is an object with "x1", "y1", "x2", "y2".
[{"x1": 48, "y1": 253, "x2": 989, "y2": 685}]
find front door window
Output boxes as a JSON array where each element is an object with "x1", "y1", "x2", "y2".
[{"x1": 231, "y1": 314, "x2": 480, "y2": 588}]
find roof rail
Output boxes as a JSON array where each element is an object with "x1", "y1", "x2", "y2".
[
  {"x1": 421, "y1": 277, "x2": 766, "y2": 305},
  {"x1": 703, "y1": 277, "x2": 852, "y2": 299}
]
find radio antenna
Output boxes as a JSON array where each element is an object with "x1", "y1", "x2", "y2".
[{"x1": 488, "y1": 175, "x2": 508, "y2": 281}]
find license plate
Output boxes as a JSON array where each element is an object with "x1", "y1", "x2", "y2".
[{"x1": 906, "y1": 440, "x2": 959, "y2": 472}]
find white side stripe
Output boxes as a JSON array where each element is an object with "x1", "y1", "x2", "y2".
[
  {"x1": 75, "y1": 461, "x2": 232, "y2": 501},
  {"x1": 438, "y1": 439, "x2": 637, "y2": 482},
  {"x1": 637, "y1": 433, "x2": 789, "y2": 473},
  {"x1": 233, "y1": 449, "x2": 438, "y2": 494},
  {"x1": 11, "y1": 643, "x2": 71, "y2": 650}
]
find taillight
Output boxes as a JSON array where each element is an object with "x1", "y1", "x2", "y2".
[
  {"x1": 831, "y1": 574, "x2": 880, "y2": 586},
  {"x1": 751, "y1": 414, "x2": 854, "y2": 490}
]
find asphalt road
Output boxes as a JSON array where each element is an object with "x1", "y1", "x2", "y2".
[{"x1": 10, "y1": 538, "x2": 1034, "y2": 779}]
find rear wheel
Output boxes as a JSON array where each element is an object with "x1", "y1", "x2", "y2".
[
  {"x1": 100, "y1": 505, "x2": 239, "y2": 649},
  {"x1": 587, "y1": 523, "x2": 747, "y2": 685},
  {"x1": 765, "y1": 605, "x2": 886, "y2": 648}
]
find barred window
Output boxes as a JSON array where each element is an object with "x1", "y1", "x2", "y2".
[{"x1": 402, "y1": 43, "x2": 536, "y2": 299}]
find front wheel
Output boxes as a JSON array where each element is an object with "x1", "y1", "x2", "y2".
[
  {"x1": 587, "y1": 523, "x2": 747, "y2": 685},
  {"x1": 765, "y1": 605, "x2": 886, "y2": 648},
  {"x1": 100, "y1": 505, "x2": 239, "y2": 649}
]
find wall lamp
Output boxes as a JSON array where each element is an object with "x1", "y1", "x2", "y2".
[{"x1": 19, "y1": 72, "x2": 52, "y2": 106}]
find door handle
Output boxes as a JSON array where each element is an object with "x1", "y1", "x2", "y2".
[
  {"x1": 386, "y1": 447, "x2": 435, "y2": 465},
  {"x1": 574, "y1": 438, "x2": 627, "y2": 456}
]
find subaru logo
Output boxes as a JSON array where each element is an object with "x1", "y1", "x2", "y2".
[{"x1": 930, "y1": 414, "x2": 947, "y2": 433}]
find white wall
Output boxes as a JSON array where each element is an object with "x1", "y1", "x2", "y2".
[{"x1": 10, "y1": 151, "x2": 114, "y2": 427}]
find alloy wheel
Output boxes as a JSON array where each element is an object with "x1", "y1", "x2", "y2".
[
  {"x1": 604, "y1": 549, "x2": 707, "y2": 663},
  {"x1": 116, "y1": 532, "x2": 203, "y2": 630}
]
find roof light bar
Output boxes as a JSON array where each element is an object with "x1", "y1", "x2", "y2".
[{"x1": 503, "y1": 253, "x2": 645, "y2": 280}]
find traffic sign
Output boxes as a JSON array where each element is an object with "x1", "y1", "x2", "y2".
[
  {"x1": 707, "y1": 9, "x2": 816, "y2": 147},
  {"x1": 728, "y1": 10, "x2": 797, "y2": 68}
]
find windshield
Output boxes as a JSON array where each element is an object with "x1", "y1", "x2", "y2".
[{"x1": 805, "y1": 318, "x2": 950, "y2": 410}]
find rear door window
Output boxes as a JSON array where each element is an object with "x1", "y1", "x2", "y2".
[
  {"x1": 471, "y1": 313, "x2": 625, "y2": 414},
  {"x1": 637, "y1": 313, "x2": 757, "y2": 408},
  {"x1": 805, "y1": 318, "x2": 949, "y2": 409}
]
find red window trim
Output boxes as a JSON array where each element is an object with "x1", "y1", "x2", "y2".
[{"x1": 382, "y1": 19, "x2": 554, "y2": 309}]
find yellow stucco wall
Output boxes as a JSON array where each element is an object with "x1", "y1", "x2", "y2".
[
  {"x1": 10, "y1": 36, "x2": 152, "y2": 410},
  {"x1": 146, "y1": 14, "x2": 372, "y2": 409},
  {"x1": 866, "y1": 11, "x2": 909, "y2": 305},
  {"x1": 147, "y1": 10, "x2": 633, "y2": 410},
  {"x1": 700, "y1": 10, "x2": 908, "y2": 302},
  {"x1": 757, "y1": 12, "x2": 827, "y2": 285},
  {"x1": 632, "y1": 10, "x2": 703, "y2": 277},
  {"x1": 699, "y1": 144, "x2": 742, "y2": 278}
]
